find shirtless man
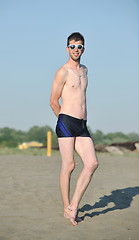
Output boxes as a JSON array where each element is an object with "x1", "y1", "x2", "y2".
[{"x1": 50, "y1": 32, "x2": 98, "y2": 226}]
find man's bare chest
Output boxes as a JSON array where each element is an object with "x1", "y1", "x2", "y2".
[{"x1": 65, "y1": 70, "x2": 88, "y2": 90}]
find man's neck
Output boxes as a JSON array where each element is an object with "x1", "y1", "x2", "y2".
[{"x1": 67, "y1": 58, "x2": 81, "y2": 69}]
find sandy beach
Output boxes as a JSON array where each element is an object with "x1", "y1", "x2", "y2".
[{"x1": 0, "y1": 152, "x2": 139, "y2": 240}]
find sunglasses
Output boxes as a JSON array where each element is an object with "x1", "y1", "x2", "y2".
[{"x1": 68, "y1": 44, "x2": 84, "y2": 50}]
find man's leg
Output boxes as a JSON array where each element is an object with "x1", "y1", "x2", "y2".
[
  {"x1": 69, "y1": 137, "x2": 98, "y2": 217},
  {"x1": 58, "y1": 137, "x2": 77, "y2": 224}
]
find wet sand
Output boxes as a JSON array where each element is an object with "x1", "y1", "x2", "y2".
[{"x1": 0, "y1": 152, "x2": 139, "y2": 240}]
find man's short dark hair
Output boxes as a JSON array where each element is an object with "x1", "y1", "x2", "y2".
[{"x1": 67, "y1": 32, "x2": 85, "y2": 46}]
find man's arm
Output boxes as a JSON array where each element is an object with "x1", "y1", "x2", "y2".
[{"x1": 50, "y1": 67, "x2": 67, "y2": 117}]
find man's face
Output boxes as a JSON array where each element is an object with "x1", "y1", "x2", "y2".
[{"x1": 66, "y1": 40, "x2": 84, "y2": 61}]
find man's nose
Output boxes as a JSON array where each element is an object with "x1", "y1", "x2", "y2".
[{"x1": 75, "y1": 46, "x2": 78, "y2": 51}]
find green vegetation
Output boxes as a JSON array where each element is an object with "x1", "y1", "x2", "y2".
[
  {"x1": 88, "y1": 129, "x2": 139, "y2": 145},
  {"x1": 0, "y1": 126, "x2": 58, "y2": 149},
  {"x1": 0, "y1": 126, "x2": 139, "y2": 149}
]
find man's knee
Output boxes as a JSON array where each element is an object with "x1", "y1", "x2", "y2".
[
  {"x1": 69, "y1": 161, "x2": 75, "y2": 172},
  {"x1": 93, "y1": 161, "x2": 99, "y2": 171},
  {"x1": 86, "y1": 160, "x2": 98, "y2": 175},
  {"x1": 62, "y1": 161, "x2": 75, "y2": 174}
]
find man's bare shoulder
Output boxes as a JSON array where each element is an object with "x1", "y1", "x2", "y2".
[
  {"x1": 81, "y1": 64, "x2": 88, "y2": 73},
  {"x1": 55, "y1": 65, "x2": 68, "y2": 78},
  {"x1": 53, "y1": 65, "x2": 68, "y2": 86}
]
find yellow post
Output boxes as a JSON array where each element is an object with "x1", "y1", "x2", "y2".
[{"x1": 47, "y1": 131, "x2": 52, "y2": 157}]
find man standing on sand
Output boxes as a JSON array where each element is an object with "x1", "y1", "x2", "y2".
[{"x1": 50, "y1": 32, "x2": 98, "y2": 226}]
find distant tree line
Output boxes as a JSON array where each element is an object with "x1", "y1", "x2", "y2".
[
  {"x1": 89, "y1": 129, "x2": 139, "y2": 145},
  {"x1": 0, "y1": 126, "x2": 139, "y2": 148},
  {"x1": 0, "y1": 126, "x2": 58, "y2": 148}
]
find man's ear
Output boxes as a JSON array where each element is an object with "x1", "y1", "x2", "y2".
[
  {"x1": 82, "y1": 47, "x2": 85, "y2": 54},
  {"x1": 66, "y1": 46, "x2": 69, "y2": 54}
]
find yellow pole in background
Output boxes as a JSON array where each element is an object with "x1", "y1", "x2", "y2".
[{"x1": 47, "y1": 131, "x2": 52, "y2": 157}]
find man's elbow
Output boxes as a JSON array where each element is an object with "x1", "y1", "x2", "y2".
[
  {"x1": 50, "y1": 99, "x2": 57, "y2": 111},
  {"x1": 49, "y1": 100, "x2": 54, "y2": 109}
]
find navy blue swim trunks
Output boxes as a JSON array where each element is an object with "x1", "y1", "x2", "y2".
[{"x1": 56, "y1": 114, "x2": 91, "y2": 138}]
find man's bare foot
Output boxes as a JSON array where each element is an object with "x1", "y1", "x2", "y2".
[
  {"x1": 64, "y1": 205, "x2": 83, "y2": 226},
  {"x1": 64, "y1": 206, "x2": 77, "y2": 226}
]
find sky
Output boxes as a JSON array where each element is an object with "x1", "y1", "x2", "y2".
[{"x1": 0, "y1": 0, "x2": 139, "y2": 134}]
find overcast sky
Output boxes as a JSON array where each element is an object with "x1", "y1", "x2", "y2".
[{"x1": 0, "y1": 0, "x2": 139, "y2": 134}]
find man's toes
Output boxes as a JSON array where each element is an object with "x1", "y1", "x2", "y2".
[{"x1": 70, "y1": 218, "x2": 77, "y2": 226}]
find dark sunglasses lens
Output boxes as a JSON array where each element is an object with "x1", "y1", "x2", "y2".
[
  {"x1": 78, "y1": 45, "x2": 83, "y2": 50},
  {"x1": 70, "y1": 45, "x2": 75, "y2": 49}
]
